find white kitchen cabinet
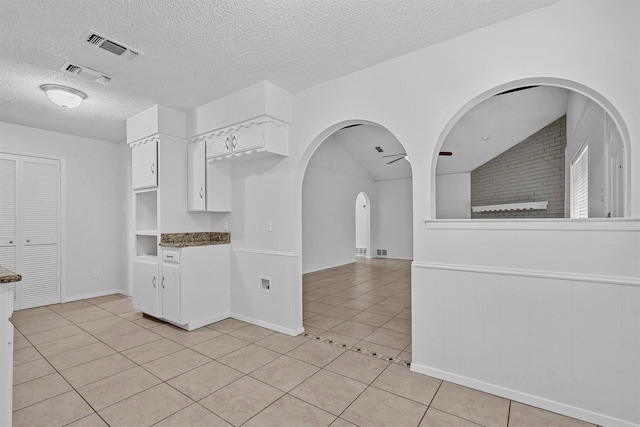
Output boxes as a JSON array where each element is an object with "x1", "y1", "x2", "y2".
[
  {"x1": 205, "y1": 116, "x2": 289, "y2": 161},
  {"x1": 132, "y1": 138, "x2": 158, "y2": 190},
  {"x1": 188, "y1": 140, "x2": 231, "y2": 212},
  {"x1": 0, "y1": 282, "x2": 15, "y2": 427},
  {"x1": 134, "y1": 245, "x2": 230, "y2": 330}
]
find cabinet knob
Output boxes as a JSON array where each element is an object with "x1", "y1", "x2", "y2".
[
  {"x1": 152, "y1": 276, "x2": 156, "y2": 288},
  {"x1": 161, "y1": 277, "x2": 165, "y2": 289},
  {"x1": 225, "y1": 137, "x2": 230, "y2": 150},
  {"x1": 150, "y1": 163, "x2": 155, "y2": 174},
  {"x1": 26, "y1": 239, "x2": 30, "y2": 243},
  {"x1": 231, "y1": 135, "x2": 237, "y2": 149},
  {"x1": 8, "y1": 241, "x2": 13, "y2": 244}
]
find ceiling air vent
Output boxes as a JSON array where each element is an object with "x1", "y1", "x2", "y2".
[
  {"x1": 82, "y1": 30, "x2": 142, "y2": 60},
  {"x1": 60, "y1": 62, "x2": 112, "y2": 85}
]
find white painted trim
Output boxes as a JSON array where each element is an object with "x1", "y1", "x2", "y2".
[
  {"x1": 423, "y1": 218, "x2": 640, "y2": 231},
  {"x1": 231, "y1": 312, "x2": 304, "y2": 337},
  {"x1": 61, "y1": 290, "x2": 129, "y2": 303},
  {"x1": 232, "y1": 247, "x2": 300, "y2": 257},
  {"x1": 412, "y1": 261, "x2": 640, "y2": 287},
  {"x1": 177, "y1": 312, "x2": 231, "y2": 331},
  {"x1": 411, "y1": 363, "x2": 637, "y2": 427}
]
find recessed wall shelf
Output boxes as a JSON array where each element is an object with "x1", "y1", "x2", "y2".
[{"x1": 472, "y1": 201, "x2": 548, "y2": 213}]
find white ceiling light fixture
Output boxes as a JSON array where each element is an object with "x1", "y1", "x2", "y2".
[{"x1": 40, "y1": 84, "x2": 87, "y2": 108}]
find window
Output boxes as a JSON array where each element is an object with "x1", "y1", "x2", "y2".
[{"x1": 570, "y1": 143, "x2": 588, "y2": 218}]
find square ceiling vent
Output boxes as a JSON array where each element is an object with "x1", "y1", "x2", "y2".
[{"x1": 81, "y1": 30, "x2": 142, "y2": 60}]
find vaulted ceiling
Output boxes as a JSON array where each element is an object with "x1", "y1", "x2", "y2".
[{"x1": 0, "y1": 0, "x2": 556, "y2": 143}]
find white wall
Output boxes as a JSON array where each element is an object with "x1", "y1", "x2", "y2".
[
  {"x1": 436, "y1": 173, "x2": 471, "y2": 219},
  {"x1": 375, "y1": 178, "x2": 413, "y2": 259},
  {"x1": 0, "y1": 122, "x2": 124, "y2": 300},
  {"x1": 302, "y1": 137, "x2": 377, "y2": 273}
]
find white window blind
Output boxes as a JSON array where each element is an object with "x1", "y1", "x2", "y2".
[{"x1": 571, "y1": 145, "x2": 589, "y2": 218}]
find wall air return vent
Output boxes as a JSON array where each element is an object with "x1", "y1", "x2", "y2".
[
  {"x1": 60, "y1": 62, "x2": 112, "y2": 85},
  {"x1": 82, "y1": 30, "x2": 142, "y2": 60}
]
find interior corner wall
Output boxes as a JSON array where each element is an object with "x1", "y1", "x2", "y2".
[
  {"x1": 374, "y1": 178, "x2": 413, "y2": 260},
  {"x1": 436, "y1": 173, "x2": 471, "y2": 219},
  {"x1": 471, "y1": 116, "x2": 567, "y2": 218},
  {"x1": 0, "y1": 122, "x2": 124, "y2": 300}
]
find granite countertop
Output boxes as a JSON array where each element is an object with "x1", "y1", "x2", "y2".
[
  {"x1": 0, "y1": 266, "x2": 22, "y2": 283},
  {"x1": 159, "y1": 232, "x2": 230, "y2": 247}
]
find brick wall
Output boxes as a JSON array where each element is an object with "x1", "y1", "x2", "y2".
[{"x1": 471, "y1": 116, "x2": 566, "y2": 218}]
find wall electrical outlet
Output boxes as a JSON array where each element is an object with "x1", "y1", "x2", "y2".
[
  {"x1": 259, "y1": 276, "x2": 272, "y2": 294},
  {"x1": 92, "y1": 269, "x2": 100, "y2": 278},
  {"x1": 266, "y1": 220, "x2": 272, "y2": 232}
]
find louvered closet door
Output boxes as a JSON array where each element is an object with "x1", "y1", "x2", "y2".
[
  {"x1": 0, "y1": 155, "x2": 19, "y2": 305},
  {"x1": 0, "y1": 154, "x2": 61, "y2": 309}
]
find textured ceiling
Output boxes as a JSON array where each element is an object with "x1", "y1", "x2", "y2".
[{"x1": 0, "y1": 0, "x2": 556, "y2": 143}]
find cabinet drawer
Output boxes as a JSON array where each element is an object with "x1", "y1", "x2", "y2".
[{"x1": 162, "y1": 250, "x2": 180, "y2": 263}]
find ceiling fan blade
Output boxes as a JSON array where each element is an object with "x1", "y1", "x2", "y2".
[
  {"x1": 382, "y1": 153, "x2": 407, "y2": 158},
  {"x1": 439, "y1": 151, "x2": 453, "y2": 156},
  {"x1": 387, "y1": 157, "x2": 404, "y2": 164}
]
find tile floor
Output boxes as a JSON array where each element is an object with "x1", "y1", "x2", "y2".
[{"x1": 10, "y1": 259, "x2": 596, "y2": 426}]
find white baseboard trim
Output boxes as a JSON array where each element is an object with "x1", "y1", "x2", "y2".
[
  {"x1": 411, "y1": 363, "x2": 637, "y2": 427},
  {"x1": 232, "y1": 247, "x2": 300, "y2": 257},
  {"x1": 230, "y1": 312, "x2": 304, "y2": 337},
  {"x1": 177, "y1": 312, "x2": 231, "y2": 331},
  {"x1": 412, "y1": 261, "x2": 640, "y2": 287},
  {"x1": 62, "y1": 289, "x2": 129, "y2": 303}
]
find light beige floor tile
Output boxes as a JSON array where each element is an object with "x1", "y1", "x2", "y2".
[
  {"x1": 317, "y1": 331, "x2": 361, "y2": 346},
  {"x1": 77, "y1": 315, "x2": 127, "y2": 332},
  {"x1": 12, "y1": 390, "x2": 94, "y2": 427},
  {"x1": 366, "y1": 303, "x2": 406, "y2": 317},
  {"x1": 329, "y1": 320, "x2": 377, "y2": 339},
  {"x1": 350, "y1": 311, "x2": 393, "y2": 327},
  {"x1": 430, "y1": 382, "x2": 510, "y2": 427},
  {"x1": 342, "y1": 386, "x2": 427, "y2": 427},
  {"x1": 64, "y1": 308, "x2": 113, "y2": 324},
  {"x1": 49, "y1": 302, "x2": 101, "y2": 318},
  {"x1": 303, "y1": 326, "x2": 327, "y2": 337},
  {"x1": 90, "y1": 321, "x2": 145, "y2": 340},
  {"x1": 10, "y1": 306, "x2": 52, "y2": 320},
  {"x1": 118, "y1": 310, "x2": 144, "y2": 321},
  {"x1": 250, "y1": 355, "x2": 319, "y2": 392},
  {"x1": 364, "y1": 327, "x2": 411, "y2": 350},
  {"x1": 17, "y1": 316, "x2": 72, "y2": 335},
  {"x1": 243, "y1": 394, "x2": 336, "y2": 427},
  {"x1": 166, "y1": 327, "x2": 222, "y2": 346},
  {"x1": 13, "y1": 358, "x2": 55, "y2": 385},
  {"x1": 217, "y1": 343, "x2": 280, "y2": 374},
  {"x1": 13, "y1": 346, "x2": 43, "y2": 365},
  {"x1": 77, "y1": 366, "x2": 162, "y2": 410},
  {"x1": 60, "y1": 353, "x2": 137, "y2": 388},
  {"x1": 154, "y1": 403, "x2": 232, "y2": 427},
  {"x1": 167, "y1": 360, "x2": 244, "y2": 400},
  {"x1": 399, "y1": 350, "x2": 412, "y2": 362},
  {"x1": 132, "y1": 315, "x2": 166, "y2": 328},
  {"x1": 322, "y1": 306, "x2": 361, "y2": 320},
  {"x1": 34, "y1": 332, "x2": 99, "y2": 356},
  {"x1": 317, "y1": 295, "x2": 350, "y2": 306},
  {"x1": 509, "y1": 401, "x2": 596, "y2": 427},
  {"x1": 382, "y1": 316, "x2": 411, "y2": 333},
  {"x1": 199, "y1": 376, "x2": 283, "y2": 426},
  {"x1": 331, "y1": 418, "x2": 359, "y2": 427},
  {"x1": 304, "y1": 313, "x2": 345, "y2": 331},
  {"x1": 191, "y1": 334, "x2": 250, "y2": 359},
  {"x1": 254, "y1": 332, "x2": 308, "y2": 353},
  {"x1": 419, "y1": 407, "x2": 481, "y2": 426},
  {"x1": 11, "y1": 311, "x2": 66, "y2": 327},
  {"x1": 148, "y1": 323, "x2": 186, "y2": 338},
  {"x1": 143, "y1": 348, "x2": 211, "y2": 380},
  {"x1": 13, "y1": 334, "x2": 31, "y2": 350},
  {"x1": 102, "y1": 328, "x2": 163, "y2": 352},
  {"x1": 97, "y1": 298, "x2": 136, "y2": 315},
  {"x1": 372, "y1": 363, "x2": 441, "y2": 405},
  {"x1": 228, "y1": 324, "x2": 275, "y2": 342},
  {"x1": 121, "y1": 337, "x2": 185, "y2": 364},
  {"x1": 206, "y1": 317, "x2": 249, "y2": 333},
  {"x1": 287, "y1": 340, "x2": 346, "y2": 367},
  {"x1": 46, "y1": 341, "x2": 115, "y2": 370},
  {"x1": 339, "y1": 299, "x2": 376, "y2": 310},
  {"x1": 304, "y1": 301, "x2": 334, "y2": 313},
  {"x1": 396, "y1": 307, "x2": 412, "y2": 320},
  {"x1": 354, "y1": 339, "x2": 402, "y2": 357},
  {"x1": 83, "y1": 294, "x2": 126, "y2": 305},
  {"x1": 325, "y1": 350, "x2": 389, "y2": 384},
  {"x1": 290, "y1": 369, "x2": 366, "y2": 415},
  {"x1": 65, "y1": 413, "x2": 109, "y2": 427},
  {"x1": 98, "y1": 383, "x2": 193, "y2": 427},
  {"x1": 354, "y1": 294, "x2": 387, "y2": 304},
  {"x1": 13, "y1": 372, "x2": 72, "y2": 410},
  {"x1": 24, "y1": 324, "x2": 86, "y2": 345}
]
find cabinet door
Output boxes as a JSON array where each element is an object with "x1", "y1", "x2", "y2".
[
  {"x1": 132, "y1": 259, "x2": 159, "y2": 317},
  {"x1": 206, "y1": 133, "x2": 231, "y2": 159},
  {"x1": 232, "y1": 124, "x2": 264, "y2": 153},
  {"x1": 187, "y1": 141, "x2": 206, "y2": 211},
  {"x1": 132, "y1": 140, "x2": 158, "y2": 190},
  {"x1": 161, "y1": 263, "x2": 181, "y2": 324}
]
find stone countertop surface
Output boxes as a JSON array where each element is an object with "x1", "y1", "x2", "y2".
[
  {"x1": 159, "y1": 232, "x2": 230, "y2": 247},
  {"x1": 0, "y1": 265, "x2": 22, "y2": 283}
]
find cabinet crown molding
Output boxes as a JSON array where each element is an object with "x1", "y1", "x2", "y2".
[
  {"x1": 189, "y1": 115, "x2": 289, "y2": 144},
  {"x1": 128, "y1": 133, "x2": 187, "y2": 148}
]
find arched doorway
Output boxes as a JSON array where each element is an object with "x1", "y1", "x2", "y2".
[
  {"x1": 355, "y1": 192, "x2": 371, "y2": 258},
  {"x1": 300, "y1": 122, "x2": 414, "y2": 362}
]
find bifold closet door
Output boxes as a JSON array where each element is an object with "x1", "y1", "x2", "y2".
[{"x1": 0, "y1": 153, "x2": 61, "y2": 309}]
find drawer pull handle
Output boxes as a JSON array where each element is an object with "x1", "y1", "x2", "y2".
[
  {"x1": 161, "y1": 277, "x2": 165, "y2": 289},
  {"x1": 232, "y1": 135, "x2": 237, "y2": 149},
  {"x1": 225, "y1": 137, "x2": 230, "y2": 150},
  {"x1": 152, "y1": 276, "x2": 156, "y2": 288},
  {"x1": 150, "y1": 163, "x2": 155, "y2": 174},
  {"x1": 9, "y1": 241, "x2": 13, "y2": 244},
  {"x1": 26, "y1": 239, "x2": 30, "y2": 243},
  {"x1": 199, "y1": 188, "x2": 204, "y2": 198},
  {"x1": 166, "y1": 255, "x2": 173, "y2": 258}
]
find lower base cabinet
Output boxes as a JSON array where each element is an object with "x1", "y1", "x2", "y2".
[
  {"x1": 0, "y1": 284, "x2": 14, "y2": 427},
  {"x1": 132, "y1": 244, "x2": 230, "y2": 330}
]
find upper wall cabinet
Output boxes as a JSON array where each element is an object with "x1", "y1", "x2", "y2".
[
  {"x1": 132, "y1": 138, "x2": 158, "y2": 190},
  {"x1": 204, "y1": 116, "x2": 289, "y2": 161}
]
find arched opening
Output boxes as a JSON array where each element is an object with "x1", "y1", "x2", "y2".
[
  {"x1": 300, "y1": 122, "x2": 413, "y2": 361},
  {"x1": 355, "y1": 192, "x2": 371, "y2": 258},
  {"x1": 432, "y1": 79, "x2": 630, "y2": 219}
]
